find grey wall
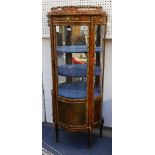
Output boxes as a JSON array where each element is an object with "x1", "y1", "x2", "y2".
[{"x1": 42, "y1": 38, "x2": 112, "y2": 127}]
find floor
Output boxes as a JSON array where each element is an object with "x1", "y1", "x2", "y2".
[{"x1": 42, "y1": 122, "x2": 112, "y2": 155}]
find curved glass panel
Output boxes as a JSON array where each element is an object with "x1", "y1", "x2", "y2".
[{"x1": 94, "y1": 25, "x2": 106, "y2": 97}]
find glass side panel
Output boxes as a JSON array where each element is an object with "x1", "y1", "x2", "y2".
[
  {"x1": 94, "y1": 25, "x2": 106, "y2": 97},
  {"x1": 55, "y1": 25, "x2": 89, "y2": 99}
]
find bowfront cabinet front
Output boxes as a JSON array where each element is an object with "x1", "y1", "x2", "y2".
[{"x1": 47, "y1": 6, "x2": 107, "y2": 147}]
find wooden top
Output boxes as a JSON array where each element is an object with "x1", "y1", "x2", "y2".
[{"x1": 47, "y1": 6, "x2": 107, "y2": 17}]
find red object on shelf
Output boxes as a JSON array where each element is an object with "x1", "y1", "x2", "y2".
[{"x1": 72, "y1": 57, "x2": 85, "y2": 64}]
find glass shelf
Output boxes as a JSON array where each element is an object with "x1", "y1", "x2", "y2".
[
  {"x1": 57, "y1": 45, "x2": 103, "y2": 53},
  {"x1": 58, "y1": 64, "x2": 101, "y2": 77},
  {"x1": 58, "y1": 81, "x2": 100, "y2": 99}
]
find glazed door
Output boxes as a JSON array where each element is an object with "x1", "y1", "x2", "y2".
[{"x1": 55, "y1": 25, "x2": 89, "y2": 99}]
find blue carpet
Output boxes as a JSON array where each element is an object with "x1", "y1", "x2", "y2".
[{"x1": 42, "y1": 125, "x2": 112, "y2": 155}]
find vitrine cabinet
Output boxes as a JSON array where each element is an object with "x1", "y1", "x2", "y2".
[{"x1": 47, "y1": 6, "x2": 107, "y2": 147}]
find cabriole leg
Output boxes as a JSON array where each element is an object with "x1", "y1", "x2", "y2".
[
  {"x1": 55, "y1": 124, "x2": 59, "y2": 143},
  {"x1": 100, "y1": 118, "x2": 104, "y2": 137},
  {"x1": 88, "y1": 127, "x2": 92, "y2": 148}
]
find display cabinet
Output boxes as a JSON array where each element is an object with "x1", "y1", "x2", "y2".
[{"x1": 47, "y1": 6, "x2": 107, "y2": 147}]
